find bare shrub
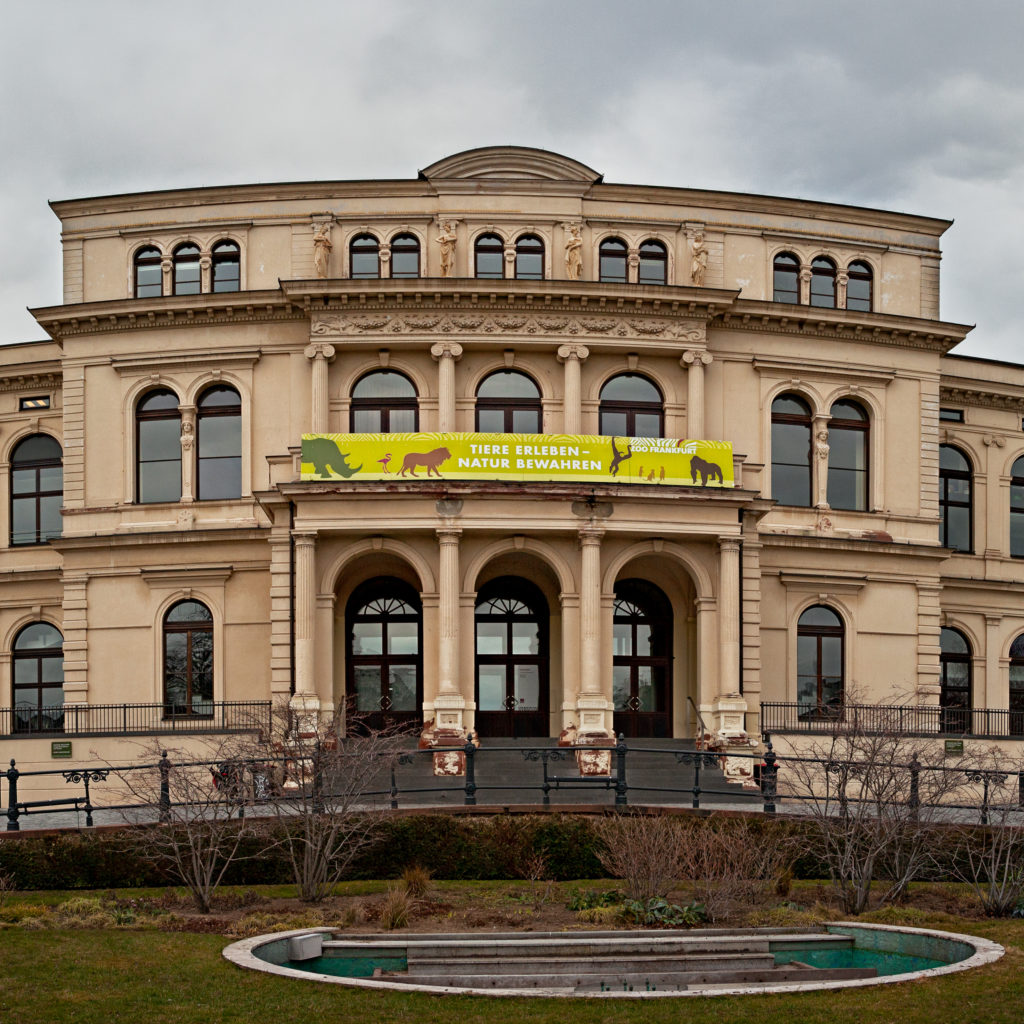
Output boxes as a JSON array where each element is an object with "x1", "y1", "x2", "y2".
[
  {"x1": 402, "y1": 865, "x2": 432, "y2": 899},
  {"x1": 592, "y1": 813, "x2": 685, "y2": 902},
  {"x1": 0, "y1": 869, "x2": 15, "y2": 908}
]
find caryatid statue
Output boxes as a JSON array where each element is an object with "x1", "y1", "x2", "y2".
[
  {"x1": 564, "y1": 223, "x2": 583, "y2": 280},
  {"x1": 690, "y1": 231, "x2": 708, "y2": 287},
  {"x1": 312, "y1": 221, "x2": 333, "y2": 279},
  {"x1": 436, "y1": 220, "x2": 457, "y2": 277}
]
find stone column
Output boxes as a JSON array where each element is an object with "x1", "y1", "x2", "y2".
[
  {"x1": 985, "y1": 614, "x2": 1003, "y2": 713},
  {"x1": 431, "y1": 341, "x2": 463, "y2": 433},
  {"x1": 712, "y1": 537, "x2": 749, "y2": 748},
  {"x1": 304, "y1": 342, "x2": 336, "y2": 435},
  {"x1": 799, "y1": 266, "x2": 812, "y2": 305},
  {"x1": 681, "y1": 350, "x2": 712, "y2": 438},
  {"x1": 576, "y1": 525, "x2": 610, "y2": 736},
  {"x1": 199, "y1": 253, "x2": 212, "y2": 293},
  {"x1": 836, "y1": 269, "x2": 849, "y2": 310},
  {"x1": 179, "y1": 405, "x2": 196, "y2": 503},
  {"x1": 627, "y1": 247, "x2": 640, "y2": 284},
  {"x1": 433, "y1": 523, "x2": 466, "y2": 732},
  {"x1": 290, "y1": 532, "x2": 320, "y2": 729},
  {"x1": 814, "y1": 414, "x2": 831, "y2": 509},
  {"x1": 161, "y1": 255, "x2": 172, "y2": 296},
  {"x1": 557, "y1": 344, "x2": 589, "y2": 434}
]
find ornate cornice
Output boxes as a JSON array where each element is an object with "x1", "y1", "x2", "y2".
[
  {"x1": 940, "y1": 386, "x2": 1024, "y2": 412},
  {"x1": 0, "y1": 371, "x2": 61, "y2": 393}
]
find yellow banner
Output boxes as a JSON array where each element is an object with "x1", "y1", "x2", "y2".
[{"x1": 301, "y1": 433, "x2": 734, "y2": 488}]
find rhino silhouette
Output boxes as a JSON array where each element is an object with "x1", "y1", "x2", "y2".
[{"x1": 304, "y1": 438, "x2": 362, "y2": 479}]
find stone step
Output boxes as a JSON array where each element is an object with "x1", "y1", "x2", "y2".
[{"x1": 404, "y1": 952, "x2": 778, "y2": 977}]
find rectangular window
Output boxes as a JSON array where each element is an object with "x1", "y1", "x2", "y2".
[
  {"x1": 939, "y1": 408, "x2": 964, "y2": 422},
  {"x1": 19, "y1": 396, "x2": 50, "y2": 410}
]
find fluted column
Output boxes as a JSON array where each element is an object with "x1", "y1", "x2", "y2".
[
  {"x1": 434, "y1": 524, "x2": 466, "y2": 731},
  {"x1": 718, "y1": 537, "x2": 741, "y2": 698},
  {"x1": 431, "y1": 341, "x2": 463, "y2": 433},
  {"x1": 304, "y1": 342, "x2": 336, "y2": 434},
  {"x1": 293, "y1": 533, "x2": 317, "y2": 698},
  {"x1": 681, "y1": 350, "x2": 712, "y2": 438},
  {"x1": 557, "y1": 344, "x2": 589, "y2": 434},
  {"x1": 984, "y1": 613, "x2": 1003, "y2": 712},
  {"x1": 576, "y1": 525, "x2": 611, "y2": 736}
]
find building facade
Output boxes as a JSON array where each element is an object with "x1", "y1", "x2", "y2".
[{"x1": 5, "y1": 145, "x2": 1024, "y2": 780}]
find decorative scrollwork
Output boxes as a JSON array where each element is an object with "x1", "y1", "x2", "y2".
[{"x1": 63, "y1": 769, "x2": 109, "y2": 785}]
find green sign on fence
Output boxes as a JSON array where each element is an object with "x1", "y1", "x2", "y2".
[
  {"x1": 944, "y1": 739, "x2": 964, "y2": 757},
  {"x1": 51, "y1": 740, "x2": 72, "y2": 759}
]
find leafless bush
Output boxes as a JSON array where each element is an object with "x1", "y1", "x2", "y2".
[
  {"x1": 592, "y1": 813, "x2": 685, "y2": 901},
  {"x1": 0, "y1": 869, "x2": 15, "y2": 907},
  {"x1": 402, "y1": 865, "x2": 432, "y2": 899}
]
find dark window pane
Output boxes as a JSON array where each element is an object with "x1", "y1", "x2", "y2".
[
  {"x1": 136, "y1": 265, "x2": 162, "y2": 297},
  {"x1": 600, "y1": 375, "x2": 661, "y2": 403},
  {"x1": 139, "y1": 417, "x2": 181, "y2": 461},
  {"x1": 11, "y1": 468, "x2": 35, "y2": 495},
  {"x1": 389, "y1": 408, "x2": 417, "y2": 433},
  {"x1": 11, "y1": 500, "x2": 36, "y2": 545},
  {"x1": 599, "y1": 255, "x2": 627, "y2": 283},
  {"x1": 477, "y1": 372, "x2": 540, "y2": 400},
  {"x1": 600, "y1": 410, "x2": 628, "y2": 436},
  {"x1": 772, "y1": 463, "x2": 811, "y2": 506},
  {"x1": 512, "y1": 409, "x2": 540, "y2": 433},
  {"x1": 475, "y1": 251, "x2": 504, "y2": 278},
  {"x1": 39, "y1": 496, "x2": 62, "y2": 540},
  {"x1": 946, "y1": 506, "x2": 970, "y2": 551},
  {"x1": 13, "y1": 435, "x2": 62, "y2": 462},
  {"x1": 476, "y1": 409, "x2": 504, "y2": 433},
  {"x1": 352, "y1": 409, "x2": 382, "y2": 433},
  {"x1": 139, "y1": 461, "x2": 181, "y2": 503},
  {"x1": 634, "y1": 413, "x2": 661, "y2": 438},
  {"x1": 198, "y1": 458, "x2": 241, "y2": 501},
  {"x1": 1012, "y1": 512, "x2": 1024, "y2": 557},
  {"x1": 940, "y1": 445, "x2": 970, "y2": 472},
  {"x1": 198, "y1": 414, "x2": 240, "y2": 459}
]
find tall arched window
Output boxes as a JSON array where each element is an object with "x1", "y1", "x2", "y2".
[
  {"x1": 346, "y1": 578, "x2": 422, "y2": 732},
  {"x1": 475, "y1": 371, "x2": 541, "y2": 433},
  {"x1": 613, "y1": 579, "x2": 672, "y2": 738},
  {"x1": 474, "y1": 233, "x2": 505, "y2": 279},
  {"x1": 211, "y1": 240, "x2": 240, "y2": 292},
  {"x1": 12, "y1": 623, "x2": 64, "y2": 733},
  {"x1": 350, "y1": 235, "x2": 380, "y2": 279},
  {"x1": 638, "y1": 240, "x2": 667, "y2": 285},
  {"x1": 1010, "y1": 633, "x2": 1024, "y2": 736},
  {"x1": 939, "y1": 445, "x2": 972, "y2": 553},
  {"x1": 771, "y1": 394, "x2": 812, "y2": 507},
  {"x1": 474, "y1": 577, "x2": 548, "y2": 737},
  {"x1": 773, "y1": 252, "x2": 799, "y2": 304},
  {"x1": 134, "y1": 246, "x2": 162, "y2": 298},
  {"x1": 846, "y1": 260, "x2": 873, "y2": 311},
  {"x1": 1011, "y1": 455, "x2": 1024, "y2": 558},
  {"x1": 10, "y1": 434, "x2": 62, "y2": 546},
  {"x1": 827, "y1": 399, "x2": 869, "y2": 511},
  {"x1": 599, "y1": 374, "x2": 663, "y2": 437},
  {"x1": 797, "y1": 605, "x2": 844, "y2": 718},
  {"x1": 514, "y1": 235, "x2": 544, "y2": 280},
  {"x1": 940, "y1": 627, "x2": 972, "y2": 734},
  {"x1": 350, "y1": 371, "x2": 419, "y2": 433},
  {"x1": 172, "y1": 243, "x2": 201, "y2": 295},
  {"x1": 137, "y1": 389, "x2": 181, "y2": 504},
  {"x1": 599, "y1": 238, "x2": 628, "y2": 283},
  {"x1": 196, "y1": 386, "x2": 241, "y2": 500},
  {"x1": 810, "y1": 257, "x2": 837, "y2": 307},
  {"x1": 389, "y1": 233, "x2": 420, "y2": 279},
  {"x1": 164, "y1": 600, "x2": 213, "y2": 716}
]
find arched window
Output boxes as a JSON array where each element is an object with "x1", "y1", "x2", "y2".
[
  {"x1": 389, "y1": 233, "x2": 420, "y2": 279},
  {"x1": 939, "y1": 445, "x2": 972, "y2": 553},
  {"x1": 196, "y1": 386, "x2": 241, "y2": 500},
  {"x1": 771, "y1": 394, "x2": 812, "y2": 506},
  {"x1": 10, "y1": 434, "x2": 62, "y2": 546},
  {"x1": 1010, "y1": 634, "x2": 1024, "y2": 736},
  {"x1": 211, "y1": 241, "x2": 240, "y2": 292},
  {"x1": 940, "y1": 627, "x2": 972, "y2": 734},
  {"x1": 846, "y1": 260, "x2": 872, "y2": 312},
  {"x1": 809, "y1": 257, "x2": 837, "y2": 308},
  {"x1": 350, "y1": 235, "x2": 380, "y2": 279},
  {"x1": 1011, "y1": 455, "x2": 1024, "y2": 558},
  {"x1": 797, "y1": 605, "x2": 844, "y2": 718},
  {"x1": 172, "y1": 243, "x2": 201, "y2": 296},
  {"x1": 474, "y1": 233, "x2": 505, "y2": 279},
  {"x1": 514, "y1": 235, "x2": 544, "y2": 280},
  {"x1": 827, "y1": 399, "x2": 869, "y2": 511},
  {"x1": 346, "y1": 578, "x2": 422, "y2": 731},
  {"x1": 613, "y1": 579, "x2": 672, "y2": 738},
  {"x1": 475, "y1": 370, "x2": 541, "y2": 433},
  {"x1": 773, "y1": 252, "x2": 799, "y2": 304},
  {"x1": 136, "y1": 389, "x2": 181, "y2": 504},
  {"x1": 474, "y1": 577, "x2": 548, "y2": 737},
  {"x1": 12, "y1": 623, "x2": 64, "y2": 733},
  {"x1": 134, "y1": 246, "x2": 162, "y2": 298},
  {"x1": 350, "y1": 370, "x2": 419, "y2": 433},
  {"x1": 599, "y1": 238, "x2": 628, "y2": 283},
  {"x1": 164, "y1": 600, "x2": 213, "y2": 716},
  {"x1": 599, "y1": 374, "x2": 663, "y2": 438},
  {"x1": 638, "y1": 240, "x2": 667, "y2": 285}
]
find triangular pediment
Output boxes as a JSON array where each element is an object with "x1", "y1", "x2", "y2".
[{"x1": 420, "y1": 146, "x2": 602, "y2": 184}]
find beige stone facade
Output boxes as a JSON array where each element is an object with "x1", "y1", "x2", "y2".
[{"x1": 5, "y1": 145, "x2": 1024, "y2": 786}]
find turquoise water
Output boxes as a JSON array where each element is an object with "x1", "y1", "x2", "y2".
[
  {"x1": 773, "y1": 947, "x2": 944, "y2": 975},
  {"x1": 293, "y1": 956, "x2": 408, "y2": 978}
]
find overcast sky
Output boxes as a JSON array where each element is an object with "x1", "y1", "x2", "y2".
[{"x1": 2, "y1": 1, "x2": 1020, "y2": 360}]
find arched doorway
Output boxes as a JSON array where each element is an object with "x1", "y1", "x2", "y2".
[
  {"x1": 475, "y1": 576, "x2": 548, "y2": 737},
  {"x1": 345, "y1": 577, "x2": 422, "y2": 732},
  {"x1": 612, "y1": 579, "x2": 672, "y2": 738}
]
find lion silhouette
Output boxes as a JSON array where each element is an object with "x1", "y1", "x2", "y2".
[
  {"x1": 399, "y1": 446, "x2": 452, "y2": 478},
  {"x1": 690, "y1": 454, "x2": 724, "y2": 486}
]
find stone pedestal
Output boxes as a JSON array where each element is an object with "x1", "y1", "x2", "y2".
[{"x1": 288, "y1": 691, "x2": 321, "y2": 739}]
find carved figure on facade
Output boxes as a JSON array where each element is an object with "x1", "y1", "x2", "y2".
[
  {"x1": 690, "y1": 232, "x2": 708, "y2": 287},
  {"x1": 180, "y1": 420, "x2": 194, "y2": 451},
  {"x1": 435, "y1": 221, "x2": 457, "y2": 277},
  {"x1": 312, "y1": 222, "x2": 333, "y2": 278},
  {"x1": 816, "y1": 429, "x2": 830, "y2": 460},
  {"x1": 564, "y1": 223, "x2": 583, "y2": 280}
]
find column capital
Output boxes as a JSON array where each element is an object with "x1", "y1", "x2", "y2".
[
  {"x1": 578, "y1": 525, "x2": 605, "y2": 545},
  {"x1": 293, "y1": 531, "x2": 317, "y2": 548},
  {"x1": 431, "y1": 340, "x2": 464, "y2": 361},
  {"x1": 719, "y1": 535, "x2": 741, "y2": 553},
  {"x1": 557, "y1": 343, "x2": 590, "y2": 363},
  {"x1": 303, "y1": 342, "x2": 336, "y2": 362},
  {"x1": 436, "y1": 526, "x2": 462, "y2": 542},
  {"x1": 681, "y1": 349, "x2": 712, "y2": 367}
]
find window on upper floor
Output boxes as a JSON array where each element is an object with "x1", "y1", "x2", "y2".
[
  {"x1": 599, "y1": 238, "x2": 628, "y2": 283},
  {"x1": 1011, "y1": 634, "x2": 1024, "y2": 735},
  {"x1": 599, "y1": 374, "x2": 663, "y2": 438},
  {"x1": 939, "y1": 444, "x2": 972, "y2": 553},
  {"x1": 475, "y1": 370, "x2": 542, "y2": 433},
  {"x1": 350, "y1": 371, "x2": 419, "y2": 433},
  {"x1": 350, "y1": 235, "x2": 380, "y2": 279},
  {"x1": 164, "y1": 599, "x2": 213, "y2": 716},
  {"x1": 827, "y1": 400, "x2": 869, "y2": 511},
  {"x1": 1011, "y1": 456, "x2": 1024, "y2": 558},
  {"x1": 771, "y1": 394, "x2": 812, "y2": 507},
  {"x1": 10, "y1": 434, "x2": 62, "y2": 546},
  {"x1": 846, "y1": 260, "x2": 873, "y2": 312},
  {"x1": 809, "y1": 257, "x2": 837, "y2": 308},
  {"x1": 772, "y1": 252, "x2": 799, "y2": 304},
  {"x1": 797, "y1": 605, "x2": 844, "y2": 718},
  {"x1": 12, "y1": 622, "x2": 64, "y2": 733},
  {"x1": 389, "y1": 234, "x2": 420, "y2": 279},
  {"x1": 939, "y1": 408, "x2": 964, "y2": 423},
  {"x1": 134, "y1": 246, "x2": 163, "y2": 298},
  {"x1": 638, "y1": 240, "x2": 667, "y2": 285},
  {"x1": 939, "y1": 627, "x2": 972, "y2": 733},
  {"x1": 211, "y1": 241, "x2": 240, "y2": 292},
  {"x1": 474, "y1": 234, "x2": 505, "y2": 279},
  {"x1": 514, "y1": 235, "x2": 544, "y2": 280},
  {"x1": 196, "y1": 386, "x2": 241, "y2": 501},
  {"x1": 137, "y1": 389, "x2": 181, "y2": 504},
  {"x1": 173, "y1": 244, "x2": 201, "y2": 296}
]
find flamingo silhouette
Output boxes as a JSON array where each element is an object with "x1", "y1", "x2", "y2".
[{"x1": 377, "y1": 453, "x2": 393, "y2": 474}]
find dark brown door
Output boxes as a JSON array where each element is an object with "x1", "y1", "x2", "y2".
[{"x1": 612, "y1": 579, "x2": 672, "y2": 738}]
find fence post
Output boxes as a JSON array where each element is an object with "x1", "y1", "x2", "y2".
[
  {"x1": 614, "y1": 734, "x2": 628, "y2": 808},
  {"x1": 692, "y1": 754, "x2": 702, "y2": 810},
  {"x1": 541, "y1": 750, "x2": 551, "y2": 807},
  {"x1": 760, "y1": 734, "x2": 777, "y2": 814},
  {"x1": 909, "y1": 754, "x2": 921, "y2": 824},
  {"x1": 463, "y1": 735, "x2": 477, "y2": 806},
  {"x1": 158, "y1": 751, "x2": 171, "y2": 823},
  {"x1": 390, "y1": 760, "x2": 399, "y2": 811},
  {"x1": 981, "y1": 775, "x2": 990, "y2": 827},
  {"x1": 5, "y1": 759, "x2": 19, "y2": 831}
]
